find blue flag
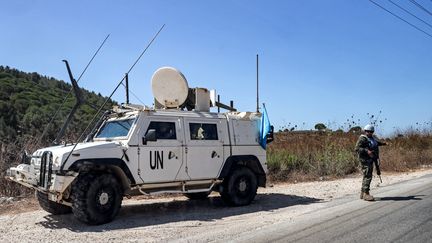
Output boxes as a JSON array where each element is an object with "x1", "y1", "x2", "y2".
[{"x1": 259, "y1": 105, "x2": 271, "y2": 149}]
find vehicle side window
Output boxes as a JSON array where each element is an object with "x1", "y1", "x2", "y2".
[
  {"x1": 146, "y1": 121, "x2": 176, "y2": 140},
  {"x1": 189, "y1": 123, "x2": 218, "y2": 140}
]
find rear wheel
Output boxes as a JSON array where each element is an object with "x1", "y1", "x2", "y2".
[
  {"x1": 220, "y1": 167, "x2": 258, "y2": 206},
  {"x1": 71, "y1": 173, "x2": 123, "y2": 225},
  {"x1": 184, "y1": 191, "x2": 210, "y2": 200},
  {"x1": 36, "y1": 191, "x2": 71, "y2": 215}
]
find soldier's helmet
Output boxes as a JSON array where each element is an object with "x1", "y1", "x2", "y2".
[{"x1": 363, "y1": 124, "x2": 375, "y2": 132}]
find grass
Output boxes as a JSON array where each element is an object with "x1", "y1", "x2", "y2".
[
  {"x1": 2, "y1": 130, "x2": 432, "y2": 197},
  {"x1": 267, "y1": 130, "x2": 432, "y2": 182}
]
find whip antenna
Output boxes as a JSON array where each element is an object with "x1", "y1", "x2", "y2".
[
  {"x1": 256, "y1": 54, "x2": 259, "y2": 113},
  {"x1": 31, "y1": 34, "x2": 110, "y2": 151},
  {"x1": 60, "y1": 24, "x2": 165, "y2": 172}
]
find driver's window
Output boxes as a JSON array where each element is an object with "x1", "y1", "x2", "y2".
[{"x1": 146, "y1": 121, "x2": 176, "y2": 140}]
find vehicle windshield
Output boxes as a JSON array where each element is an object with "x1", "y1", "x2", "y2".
[{"x1": 95, "y1": 118, "x2": 136, "y2": 139}]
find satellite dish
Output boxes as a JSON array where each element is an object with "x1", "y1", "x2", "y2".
[{"x1": 151, "y1": 67, "x2": 189, "y2": 108}]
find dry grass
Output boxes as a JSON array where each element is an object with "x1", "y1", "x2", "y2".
[
  {"x1": 381, "y1": 133, "x2": 432, "y2": 172},
  {"x1": 0, "y1": 142, "x2": 33, "y2": 197},
  {"x1": 2, "y1": 131, "x2": 432, "y2": 197},
  {"x1": 267, "y1": 131, "x2": 432, "y2": 182}
]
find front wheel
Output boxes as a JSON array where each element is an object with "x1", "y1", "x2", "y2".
[
  {"x1": 220, "y1": 167, "x2": 258, "y2": 206},
  {"x1": 36, "y1": 191, "x2": 71, "y2": 215},
  {"x1": 71, "y1": 173, "x2": 123, "y2": 225}
]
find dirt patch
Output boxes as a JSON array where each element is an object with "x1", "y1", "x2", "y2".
[
  {"x1": 0, "y1": 168, "x2": 431, "y2": 243},
  {"x1": 0, "y1": 197, "x2": 39, "y2": 215}
]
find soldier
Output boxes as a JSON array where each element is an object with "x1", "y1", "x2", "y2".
[{"x1": 355, "y1": 124, "x2": 387, "y2": 201}]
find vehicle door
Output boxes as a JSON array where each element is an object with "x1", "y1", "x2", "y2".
[
  {"x1": 138, "y1": 117, "x2": 183, "y2": 183},
  {"x1": 182, "y1": 118, "x2": 224, "y2": 180}
]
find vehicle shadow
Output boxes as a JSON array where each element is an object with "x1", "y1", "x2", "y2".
[
  {"x1": 376, "y1": 195, "x2": 424, "y2": 201},
  {"x1": 36, "y1": 193, "x2": 322, "y2": 232}
]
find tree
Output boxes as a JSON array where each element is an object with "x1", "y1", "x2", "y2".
[
  {"x1": 0, "y1": 117, "x2": 16, "y2": 142},
  {"x1": 349, "y1": 126, "x2": 362, "y2": 133},
  {"x1": 0, "y1": 67, "x2": 116, "y2": 144},
  {"x1": 314, "y1": 123, "x2": 327, "y2": 131}
]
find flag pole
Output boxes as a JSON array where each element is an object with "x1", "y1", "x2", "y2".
[{"x1": 256, "y1": 54, "x2": 259, "y2": 113}]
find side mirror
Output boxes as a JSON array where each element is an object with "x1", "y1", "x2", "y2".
[{"x1": 143, "y1": 129, "x2": 157, "y2": 145}]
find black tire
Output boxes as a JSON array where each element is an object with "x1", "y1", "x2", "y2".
[
  {"x1": 71, "y1": 173, "x2": 123, "y2": 225},
  {"x1": 184, "y1": 191, "x2": 210, "y2": 200},
  {"x1": 36, "y1": 191, "x2": 72, "y2": 215},
  {"x1": 220, "y1": 167, "x2": 258, "y2": 206}
]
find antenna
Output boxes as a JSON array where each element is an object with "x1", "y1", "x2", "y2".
[
  {"x1": 125, "y1": 73, "x2": 129, "y2": 104},
  {"x1": 53, "y1": 60, "x2": 85, "y2": 145},
  {"x1": 31, "y1": 34, "x2": 110, "y2": 151},
  {"x1": 60, "y1": 24, "x2": 165, "y2": 172},
  {"x1": 217, "y1": 95, "x2": 220, "y2": 113},
  {"x1": 256, "y1": 54, "x2": 259, "y2": 113}
]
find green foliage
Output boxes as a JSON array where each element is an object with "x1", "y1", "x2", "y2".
[
  {"x1": 268, "y1": 132, "x2": 361, "y2": 181},
  {"x1": 314, "y1": 123, "x2": 327, "y2": 131},
  {"x1": 0, "y1": 65, "x2": 115, "y2": 146},
  {"x1": 268, "y1": 148, "x2": 357, "y2": 181},
  {"x1": 0, "y1": 66, "x2": 117, "y2": 196}
]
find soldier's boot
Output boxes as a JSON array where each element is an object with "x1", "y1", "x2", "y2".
[
  {"x1": 363, "y1": 192, "x2": 374, "y2": 201},
  {"x1": 360, "y1": 191, "x2": 364, "y2": 199}
]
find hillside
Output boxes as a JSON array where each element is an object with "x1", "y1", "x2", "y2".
[
  {"x1": 0, "y1": 66, "x2": 115, "y2": 195},
  {"x1": 0, "y1": 66, "x2": 115, "y2": 143}
]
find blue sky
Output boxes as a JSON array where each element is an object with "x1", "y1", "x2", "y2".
[{"x1": 1, "y1": 0, "x2": 432, "y2": 136}]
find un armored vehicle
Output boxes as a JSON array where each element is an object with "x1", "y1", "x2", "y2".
[{"x1": 7, "y1": 67, "x2": 273, "y2": 225}]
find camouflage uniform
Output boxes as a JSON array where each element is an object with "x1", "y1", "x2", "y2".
[{"x1": 355, "y1": 134, "x2": 386, "y2": 194}]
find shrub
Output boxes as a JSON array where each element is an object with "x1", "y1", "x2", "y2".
[{"x1": 267, "y1": 130, "x2": 432, "y2": 182}]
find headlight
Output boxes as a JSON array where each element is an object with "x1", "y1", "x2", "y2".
[{"x1": 54, "y1": 156, "x2": 61, "y2": 166}]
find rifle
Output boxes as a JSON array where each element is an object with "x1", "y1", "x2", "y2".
[{"x1": 374, "y1": 159, "x2": 382, "y2": 183}]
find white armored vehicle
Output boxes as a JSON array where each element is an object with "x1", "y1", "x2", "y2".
[{"x1": 7, "y1": 67, "x2": 273, "y2": 225}]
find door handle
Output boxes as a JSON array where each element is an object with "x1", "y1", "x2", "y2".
[
  {"x1": 168, "y1": 151, "x2": 177, "y2": 160},
  {"x1": 211, "y1": 151, "x2": 220, "y2": 158}
]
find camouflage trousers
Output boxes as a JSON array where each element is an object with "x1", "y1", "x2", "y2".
[{"x1": 360, "y1": 161, "x2": 374, "y2": 193}]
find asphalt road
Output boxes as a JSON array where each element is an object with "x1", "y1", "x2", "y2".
[{"x1": 239, "y1": 174, "x2": 432, "y2": 243}]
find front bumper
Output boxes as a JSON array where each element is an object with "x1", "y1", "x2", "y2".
[
  {"x1": 7, "y1": 166, "x2": 75, "y2": 191},
  {"x1": 6, "y1": 151, "x2": 54, "y2": 190},
  {"x1": 6, "y1": 151, "x2": 77, "y2": 204},
  {"x1": 7, "y1": 164, "x2": 38, "y2": 186}
]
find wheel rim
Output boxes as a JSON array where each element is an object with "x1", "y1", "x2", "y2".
[
  {"x1": 98, "y1": 192, "x2": 109, "y2": 205},
  {"x1": 235, "y1": 176, "x2": 250, "y2": 198},
  {"x1": 95, "y1": 188, "x2": 115, "y2": 212},
  {"x1": 238, "y1": 179, "x2": 248, "y2": 192}
]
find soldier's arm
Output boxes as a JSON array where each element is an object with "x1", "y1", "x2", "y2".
[
  {"x1": 355, "y1": 136, "x2": 369, "y2": 156},
  {"x1": 377, "y1": 140, "x2": 387, "y2": 146},
  {"x1": 374, "y1": 135, "x2": 387, "y2": 146}
]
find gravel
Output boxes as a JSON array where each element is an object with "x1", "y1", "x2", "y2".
[
  {"x1": 0, "y1": 197, "x2": 15, "y2": 205},
  {"x1": 0, "y1": 169, "x2": 431, "y2": 243}
]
